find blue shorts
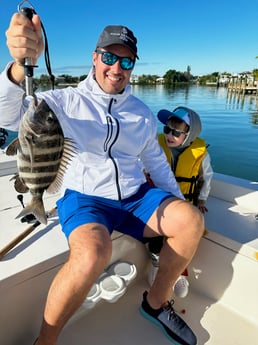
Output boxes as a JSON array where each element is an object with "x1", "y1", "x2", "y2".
[{"x1": 56, "y1": 183, "x2": 174, "y2": 241}]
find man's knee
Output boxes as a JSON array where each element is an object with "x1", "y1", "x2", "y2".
[
  {"x1": 68, "y1": 224, "x2": 112, "y2": 271},
  {"x1": 187, "y1": 204, "x2": 205, "y2": 239},
  {"x1": 168, "y1": 199, "x2": 204, "y2": 239}
]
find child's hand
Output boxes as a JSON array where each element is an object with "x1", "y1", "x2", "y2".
[{"x1": 197, "y1": 199, "x2": 208, "y2": 213}]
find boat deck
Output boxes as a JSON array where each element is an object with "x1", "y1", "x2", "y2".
[
  {"x1": 60, "y1": 277, "x2": 258, "y2": 345},
  {"x1": 1, "y1": 150, "x2": 258, "y2": 345}
]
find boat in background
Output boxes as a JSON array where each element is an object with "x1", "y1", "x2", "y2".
[{"x1": 0, "y1": 146, "x2": 258, "y2": 345}]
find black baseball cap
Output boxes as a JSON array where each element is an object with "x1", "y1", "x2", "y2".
[{"x1": 96, "y1": 25, "x2": 139, "y2": 59}]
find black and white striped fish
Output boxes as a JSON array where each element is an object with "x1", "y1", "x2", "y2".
[{"x1": 6, "y1": 99, "x2": 76, "y2": 224}]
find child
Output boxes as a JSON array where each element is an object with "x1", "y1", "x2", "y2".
[
  {"x1": 147, "y1": 106, "x2": 213, "y2": 297},
  {"x1": 157, "y1": 106, "x2": 213, "y2": 212}
]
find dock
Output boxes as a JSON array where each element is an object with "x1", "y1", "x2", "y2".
[{"x1": 227, "y1": 76, "x2": 257, "y2": 95}]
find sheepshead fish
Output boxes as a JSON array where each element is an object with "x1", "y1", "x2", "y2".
[{"x1": 6, "y1": 99, "x2": 76, "y2": 224}]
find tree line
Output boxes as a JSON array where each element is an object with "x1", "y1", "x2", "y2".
[{"x1": 34, "y1": 66, "x2": 258, "y2": 87}]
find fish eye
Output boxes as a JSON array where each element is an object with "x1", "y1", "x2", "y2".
[{"x1": 46, "y1": 114, "x2": 54, "y2": 123}]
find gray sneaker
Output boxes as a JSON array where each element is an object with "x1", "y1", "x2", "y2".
[{"x1": 140, "y1": 291, "x2": 197, "y2": 345}]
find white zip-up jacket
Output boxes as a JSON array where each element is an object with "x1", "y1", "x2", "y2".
[{"x1": 0, "y1": 64, "x2": 184, "y2": 200}]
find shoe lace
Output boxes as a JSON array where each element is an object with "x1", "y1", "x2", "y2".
[{"x1": 163, "y1": 299, "x2": 176, "y2": 321}]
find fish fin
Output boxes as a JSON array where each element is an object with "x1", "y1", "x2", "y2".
[
  {"x1": 13, "y1": 175, "x2": 29, "y2": 193},
  {"x1": 16, "y1": 198, "x2": 47, "y2": 225},
  {"x1": 6, "y1": 138, "x2": 20, "y2": 156},
  {"x1": 62, "y1": 138, "x2": 77, "y2": 160},
  {"x1": 9, "y1": 174, "x2": 28, "y2": 193},
  {"x1": 47, "y1": 138, "x2": 77, "y2": 194}
]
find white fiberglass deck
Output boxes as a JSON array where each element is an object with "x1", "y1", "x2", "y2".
[{"x1": 0, "y1": 151, "x2": 258, "y2": 345}]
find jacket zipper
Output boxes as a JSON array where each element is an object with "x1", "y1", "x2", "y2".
[{"x1": 104, "y1": 99, "x2": 121, "y2": 200}]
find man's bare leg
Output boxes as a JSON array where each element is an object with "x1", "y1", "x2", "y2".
[
  {"x1": 35, "y1": 223, "x2": 112, "y2": 345},
  {"x1": 143, "y1": 197, "x2": 204, "y2": 308}
]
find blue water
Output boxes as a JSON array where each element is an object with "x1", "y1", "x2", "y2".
[
  {"x1": 2, "y1": 85, "x2": 258, "y2": 181},
  {"x1": 131, "y1": 84, "x2": 258, "y2": 182}
]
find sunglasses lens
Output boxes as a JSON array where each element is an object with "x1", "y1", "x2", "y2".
[
  {"x1": 98, "y1": 51, "x2": 135, "y2": 70},
  {"x1": 102, "y1": 52, "x2": 118, "y2": 66},
  {"x1": 120, "y1": 57, "x2": 135, "y2": 70},
  {"x1": 163, "y1": 126, "x2": 171, "y2": 134},
  {"x1": 163, "y1": 126, "x2": 182, "y2": 137},
  {"x1": 172, "y1": 129, "x2": 181, "y2": 137}
]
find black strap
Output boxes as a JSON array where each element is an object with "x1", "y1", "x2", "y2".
[
  {"x1": 176, "y1": 175, "x2": 199, "y2": 205},
  {"x1": 0, "y1": 128, "x2": 8, "y2": 147},
  {"x1": 40, "y1": 20, "x2": 55, "y2": 90}
]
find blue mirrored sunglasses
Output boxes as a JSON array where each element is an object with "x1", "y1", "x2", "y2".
[{"x1": 95, "y1": 50, "x2": 135, "y2": 70}]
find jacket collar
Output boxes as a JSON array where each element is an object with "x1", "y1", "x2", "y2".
[{"x1": 77, "y1": 67, "x2": 132, "y2": 106}]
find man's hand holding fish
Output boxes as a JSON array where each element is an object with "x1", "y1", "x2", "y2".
[{"x1": 6, "y1": 12, "x2": 43, "y2": 84}]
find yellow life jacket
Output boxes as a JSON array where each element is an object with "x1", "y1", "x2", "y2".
[{"x1": 158, "y1": 133, "x2": 207, "y2": 203}]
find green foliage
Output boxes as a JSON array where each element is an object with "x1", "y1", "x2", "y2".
[
  {"x1": 163, "y1": 69, "x2": 193, "y2": 85},
  {"x1": 79, "y1": 75, "x2": 87, "y2": 81},
  {"x1": 198, "y1": 72, "x2": 219, "y2": 85},
  {"x1": 34, "y1": 74, "x2": 80, "y2": 86},
  {"x1": 57, "y1": 74, "x2": 79, "y2": 84},
  {"x1": 34, "y1": 64, "x2": 258, "y2": 87},
  {"x1": 253, "y1": 69, "x2": 258, "y2": 79},
  {"x1": 138, "y1": 74, "x2": 159, "y2": 85},
  {"x1": 37, "y1": 74, "x2": 52, "y2": 86}
]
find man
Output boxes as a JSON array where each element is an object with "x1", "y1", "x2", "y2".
[{"x1": 0, "y1": 12, "x2": 204, "y2": 345}]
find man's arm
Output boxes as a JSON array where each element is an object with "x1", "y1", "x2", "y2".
[
  {"x1": 7, "y1": 62, "x2": 25, "y2": 85},
  {"x1": 5, "y1": 12, "x2": 44, "y2": 84}
]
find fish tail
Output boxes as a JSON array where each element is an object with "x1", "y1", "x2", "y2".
[{"x1": 16, "y1": 198, "x2": 47, "y2": 225}]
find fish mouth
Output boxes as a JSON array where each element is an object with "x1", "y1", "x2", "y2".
[
  {"x1": 22, "y1": 103, "x2": 50, "y2": 138},
  {"x1": 22, "y1": 99, "x2": 51, "y2": 138}
]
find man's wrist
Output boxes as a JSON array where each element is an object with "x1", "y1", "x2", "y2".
[{"x1": 7, "y1": 61, "x2": 25, "y2": 85}]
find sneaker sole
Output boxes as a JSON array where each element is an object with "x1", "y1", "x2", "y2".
[{"x1": 139, "y1": 306, "x2": 182, "y2": 345}]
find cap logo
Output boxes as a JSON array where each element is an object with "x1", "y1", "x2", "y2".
[{"x1": 110, "y1": 27, "x2": 134, "y2": 44}]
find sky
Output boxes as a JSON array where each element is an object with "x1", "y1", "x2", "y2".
[{"x1": 0, "y1": 0, "x2": 257, "y2": 78}]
